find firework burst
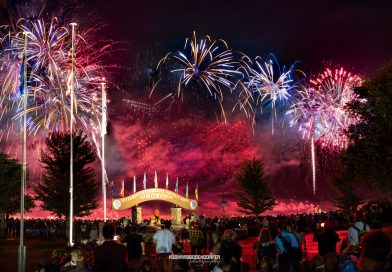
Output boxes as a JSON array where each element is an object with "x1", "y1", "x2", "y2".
[
  {"x1": 151, "y1": 32, "x2": 243, "y2": 121},
  {"x1": 0, "y1": 15, "x2": 111, "y2": 140},
  {"x1": 237, "y1": 55, "x2": 300, "y2": 132},
  {"x1": 287, "y1": 66, "x2": 362, "y2": 194},
  {"x1": 288, "y1": 67, "x2": 362, "y2": 150},
  {"x1": 171, "y1": 32, "x2": 242, "y2": 97}
]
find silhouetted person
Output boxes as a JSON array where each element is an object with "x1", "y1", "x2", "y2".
[
  {"x1": 313, "y1": 220, "x2": 339, "y2": 256},
  {"x1": 358, "y1": 231, "x2": 392, "y2": 272},
  {"x1": 219, "y1": 229, "x2": 242, "y2": 272},
  {"x1": 123, "y1": 225, "x2": 145, "y2": 271},
  {"x1": 93, "y1": 223, "x2": 127, "y2": 272},
  {"x1": 190, "y1": 221, "x2": 204, "y2": 255},
  {"x1": 124, "y1": 225, "x2": 145, "y2": 259}
]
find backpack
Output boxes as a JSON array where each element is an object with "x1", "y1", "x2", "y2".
[
  {"x1": 353, "y1": 223, "x2": 368, "y2": 243},
  {"x1": 279, "y1": 235, "x2": 303, "y2": 260},
  {"x1": 258, "y1": 241, "x2": 276, "y2": 259}
]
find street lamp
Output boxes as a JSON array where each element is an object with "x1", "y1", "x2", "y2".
[{"x1": 220, "y1": 179, "x2": 227, "y2": 217}]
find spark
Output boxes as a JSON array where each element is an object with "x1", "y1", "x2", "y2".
[
  {"x1": 236, "y1": 55, "x2": 300, "y2": 132},
  {"x1": 0, "y1": 16, "x2": 112, "y2": 140}
]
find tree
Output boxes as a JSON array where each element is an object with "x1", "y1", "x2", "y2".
[
  {"x1": 333, "y1": 191, "x2": 364, "y2": 213},
  {"x1": 336, "y1": 61, "x2": 392, "y2": 193},
  {"x1": 235, "y1": 158, "x2": 276, "y2": 217},
  {"x1": 0, "y1": 153, "x2": 35, "y2": 237},
  {"x1": 34, "y1": 130, "x2": 99, "y2": 220}
]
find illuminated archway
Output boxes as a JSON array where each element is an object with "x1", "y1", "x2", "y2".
[{"x1": 112, "y1": 188, "x2": 198, "y2": 211}]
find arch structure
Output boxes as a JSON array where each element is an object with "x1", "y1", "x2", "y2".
[{"x1": 112, "y1": 188, "x2": 198, "y2": 211}]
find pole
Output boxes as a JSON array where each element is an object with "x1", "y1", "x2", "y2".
[
  {"x1": 311, "y1": 137, "x2": 316, "y2": 195},
  {"x1": 18, "y1": 31, "x2": 28, "y2": 272},
  {"x1": 101, "y1": 79, "x2": 107, "y2": 222},
  {"x1": 69, "y1": 22, "x2": 77, "y2": 246}
]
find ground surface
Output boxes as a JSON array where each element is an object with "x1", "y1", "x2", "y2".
[{"x1": 0, "y1": 227, "x2": 391, "y2": 272}]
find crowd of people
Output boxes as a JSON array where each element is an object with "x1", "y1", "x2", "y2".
[
  {"x1": 4, "y1": 203, "x2": 386, "y2": 242},
  {"x1": 2, "y1": 202, "x2": 391, "y2": 272},
  {"x1": 252, "y1": 211, "x2": 390, "y2": 272}
]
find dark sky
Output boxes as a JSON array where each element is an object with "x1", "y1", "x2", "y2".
[
  {"x1": 4, "y1": 0, "x2": 392, "y2": 217},
  {"x1": 90, "y1": 0, "x2": 392, "y2": 76}
]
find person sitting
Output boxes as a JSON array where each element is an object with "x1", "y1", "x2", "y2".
[{"x1": 93, "y1": 223, "x2": 127, "y2": 272}]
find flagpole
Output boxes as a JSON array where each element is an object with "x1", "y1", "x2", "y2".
[
  {"x1": 133, "y1": 176, "x2": 136, "y2": 194},
  {"x1": 18, "y1": 30, "x2": 29, "y2": 272},
  {"x1": 101, "y1": 78, "x2": 107, "y2": 222},
  {"x1": 311, "y1": 137, "x2": 316, "y2": 195},
  {"x1": 69, "y1": 22, "x2": 77, "y2": 246}
]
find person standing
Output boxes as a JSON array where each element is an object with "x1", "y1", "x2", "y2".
[
  {"x1": 153, "y1": 224, "x2": 176, "y2": 272},
  {"x1": 123, "y1": 225, "x2": 145, "y2": 271},
  {"x1": 254, "y1": 228, "x2": 276, "y2": 271},
  {"x1": 98, "y1": 220, "x2": 105, "y2": 244},
  {"x1": 295, "y1": 215, "x2": 307, "y2": 254},
  {"x1": 189, "y1": 221, "x2": 204, "y2": 255},
  {"x1": 369, "y1": 203, "x2": 383, "y2": 230},
  {"x1": 89, "y1": 223, "x2": 98, "y2": 243},
  {"x1": 262, "y1": 217, "x2": 269, "y2": 228},
  {"x1": 274, "y1": 224, "x2": 302, "y2": 272},
  {"x1": 93, "y1": 223, "x2": 127, "y2": 272},
  {"x1": 347, "y1": 212, "x2": 370, "y2": 246},
  {"x1": 219, "y1": 229, "x2": 243, "y2": 272},
  {"x1": 313, "y1": 220, "x2": 339, "y2": 256}
]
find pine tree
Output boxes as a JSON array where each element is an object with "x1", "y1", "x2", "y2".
[
  {"x1": 0, "y1": 153, "x2": 35, "y2": 237},
  {"x1": 235, "y1": 158, "x2": 276, "y2": 217},
  {"x1": 34, "y1": 130, "x2": 99, "y2": 219},
  {"x1": 333, "y1": 191, "x2": 364, "y2": 213}
]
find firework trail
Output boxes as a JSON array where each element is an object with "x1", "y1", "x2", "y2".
[
  {"x1": 287, "y1": 67, "x2": 362, "y2": 194},
  {"x1": 91, "y1": 132, "x2": 109, "y2": 184},
  {"x1": 236, "y1": 54, "x2": 300, "y2": 132}
]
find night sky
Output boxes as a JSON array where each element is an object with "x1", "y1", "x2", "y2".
[
  {"x1": 92, "y1": 0, "x2": 392, "y2": 75},
  {"x1": 3, "y1": 0, "x2": 392, "y2": 218}
]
